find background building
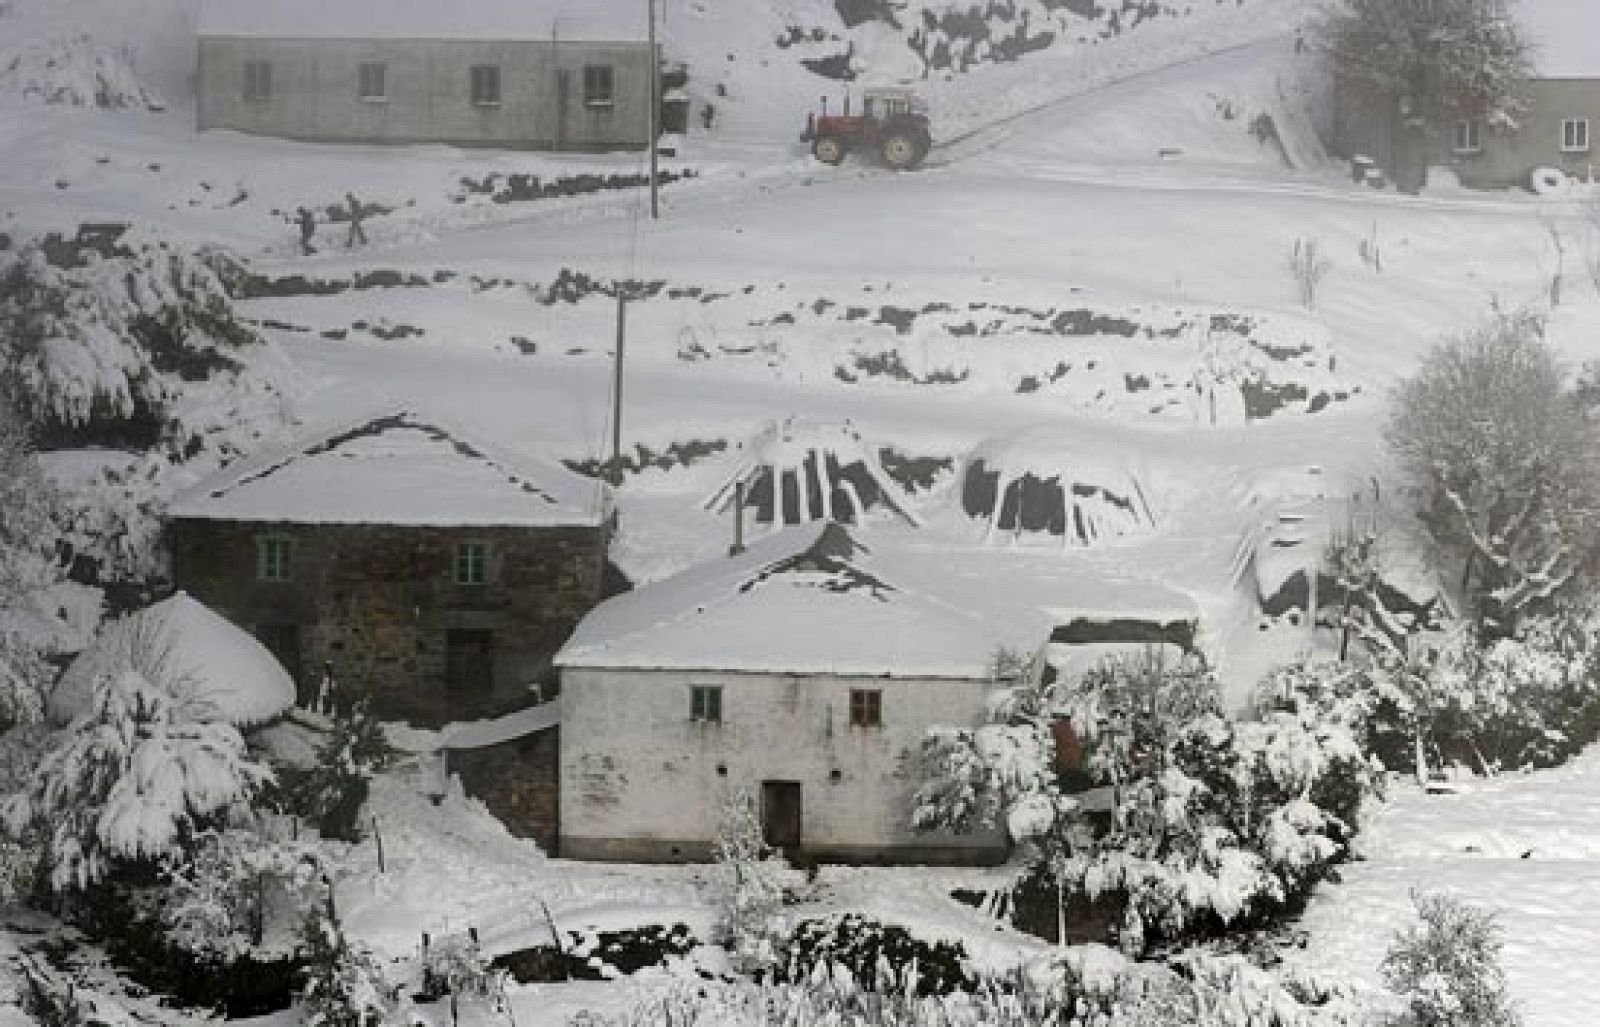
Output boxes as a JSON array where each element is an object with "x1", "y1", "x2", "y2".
[{"x1": 197, "y1": 0, "x2": 658, "y2": 151}]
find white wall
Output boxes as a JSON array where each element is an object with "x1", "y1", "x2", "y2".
[{"x1": 559, "y1": 665, "x2": 1004, "y2": 863}]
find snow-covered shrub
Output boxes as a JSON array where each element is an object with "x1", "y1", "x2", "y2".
[
  {"x1": 706, "y1": 786, "x2": 806, "y2": 974},
  {"x1": 276, "y1": 701, "x2": 395, "y2": 842},
  {"x1": 416, "y1": 929, "x2": 509, "y2": 1014},
  {"x1": 157, "y1": 827, "x2": 327, "y2": 962},
  {"x1": 298, "y1": 909, "x2": 408, "y2": 1027},
  {"x1": 1382, "y1": 891, "x2": 1520, "y2": 1027},
  {"x1": 776, "y1": 915, "x2": 975, "y2": 997},
  {"x1": 2, "y1": 665, "x2": 271, "y2": 893}
]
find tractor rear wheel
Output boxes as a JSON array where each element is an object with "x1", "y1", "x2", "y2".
[
  {"x1": 880, "y1": 130, "x2": 928, "y2": 171},
  {"x1": 812, "y1": 136, "x2": 847, "y2": 165}
]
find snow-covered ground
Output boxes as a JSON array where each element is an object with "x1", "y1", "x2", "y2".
[
  {"x1": 1294, "y1": 754, "x2": 1600, "y2": 1027},
  {"x1": 8, "y1": 0, "x2": 1600, "y2": 1020}
]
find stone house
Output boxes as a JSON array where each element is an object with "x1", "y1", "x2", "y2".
[
  {"x1": 1330, "y1": 0, "x2": 1600, "y2": 191},
  {"x1": 168, "y1": 410, "x2": 606, "y2": 727},
  {"x1": 196, "y1": 0, "x2": 658, "y2": 151},
  {"x1": 554, "y1": 521, "x2": 1039, "y2": 865}
]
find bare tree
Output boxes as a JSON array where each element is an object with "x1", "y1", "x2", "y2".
[
  {"x1": 1386, "y1": 310, "x2": 1600, "y2": 638},
  {"x1": 1289, "y1": 237, "x2": 1333, "y2": 309}
]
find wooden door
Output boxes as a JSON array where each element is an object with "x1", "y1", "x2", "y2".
[
  {"x1": 445, "y1": 629, "x2": 494, "y2": 695},
  {"x1": 760, "y1": 781, "x2": 802, "y2": 852}
]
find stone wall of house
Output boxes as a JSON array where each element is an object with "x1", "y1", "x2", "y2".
[
  {"x1": 170, "y1": 519, "x2": 602, "y2": 726},
  {"x1": 446, "y1": 726, "x2": 561, "y2": 853},
  {"x1": 197, "y1": 37, "x2": 656, "y2": 151},
  {"x1": 558, "y1": 666, "x2": 1007, "y2": 865}
]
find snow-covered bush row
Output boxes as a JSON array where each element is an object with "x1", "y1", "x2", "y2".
[
  {"x1": 0, "y1": 33, "x2": 166, "y2": 110},
  {"x1": 773, "y1": 914, "x2": 975, "y2": 997},
  {"x1": 590, "y1": 945, "x2": 1371, "y2": 1025},
  {"x1": 1265, "y1": 616, "x2": 1600, "y2": 782},
  {"x1": 916, "y1": 651, "x2": 1378, "y2": 954}
]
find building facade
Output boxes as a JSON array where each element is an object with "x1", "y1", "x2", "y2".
[
  {"x1": 559, "y1": 665, "x2": 1001, "y2": 864},
  {"x1": 197, "y1": 0, "x2": 657, "y2": 151},
  {"x1": 556, "y1": 522, "x2": 1025, "y2": 865},
  {"x1": 169, "y1": 410, "x2": 606, "y2": 727}
]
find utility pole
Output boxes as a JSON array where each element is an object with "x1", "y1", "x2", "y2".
[
  {"x1": 595, "y1": 287, "x2": 627, "y2": 599},
  {"x1": 611, "y1": 287, "x2": 626, "y2": 485},
  {"x1": 647, "y1": 0, "x2": 659, "y2": 219}
]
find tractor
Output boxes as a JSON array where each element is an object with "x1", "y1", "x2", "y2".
[{"x1": 801, "y1": 87, "x2": 932, "y2": 171}]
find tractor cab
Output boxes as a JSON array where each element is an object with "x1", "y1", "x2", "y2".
[
  {"x1": 801, "y1": 86, "x2": 933, "y2": 171},
  {"x1": 861, "y1": 87, "x2": 926, "y2": 121}
]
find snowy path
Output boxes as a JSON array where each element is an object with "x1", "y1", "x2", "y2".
[{"x1": 1293, "y1": 750, "x2": 1600, "y2": 1026}]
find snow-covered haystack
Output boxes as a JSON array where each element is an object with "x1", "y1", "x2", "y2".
[
  {"x1": 0, "y1": 33, "x2": 166, "y2": 110},
  {"x1": 703, "y1": 418, "x2": 920, "y2": 530},
  {"x1": 959, "y1": 428, "x2": 1157, "y2": 547},
  {"x1": 48, "y1": 592, "x2": 296, "y2": 730}
]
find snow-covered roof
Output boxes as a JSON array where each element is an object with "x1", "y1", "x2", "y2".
[
  {"x1": 198, "y1": 0, "x2": 648, "y2": 43},
  {"x1": 49, "y1": 592, "x2": 297, "y2": 729},
  {"x1": 557, "y1": 522, "x2": 1044, "y2": 679},
  {"x1": 1521, "y1": 0, "x2": 1600, "y2": 79},
  {"x1": 169, "y1": 409, "x2": 604, "y2": 528}
]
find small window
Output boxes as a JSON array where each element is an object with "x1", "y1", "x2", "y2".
[
  {"x1": 455, "y1": 542, "x2": 488, "y2": 585},
  {"x1": 849, "y1": 689, "x2": 882, "y2": 728},
  {"x1": 1452, "y1": 118, "x2": 1481, "y2": 154},
  {"x1": 256, "y1": 537, "x2": 292, "y2": 581},
  {"x1": 242, "y1": 60, "x2": 273, "y2": 102},
  {"x1": 1561, "y1": 118, "x2": 1590, "y2": 153},
  {"x1": 583, "y1": 65, "x2": 614, "y2": 108},
  {"x1": 470, "y1": 64, "x2": 501, "y2": 106},
  {"x1": 358, "y1": 62, "x2": 387, "y2": 101},
  {"x1": 690, "y1": 685, "x2": 722, "y2": 723}
]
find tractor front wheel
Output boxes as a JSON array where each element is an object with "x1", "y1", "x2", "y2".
[
  {"x1": 812, "y1": 136, "x2": 847, "y2": 165},
  {"x1": 880, "y1": 131, "x2": 928, "y2": 171}
]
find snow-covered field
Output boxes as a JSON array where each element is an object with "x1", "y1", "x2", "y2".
[{"x1": 7, "y1": 0, "x2": 1600, "y2": 1021}]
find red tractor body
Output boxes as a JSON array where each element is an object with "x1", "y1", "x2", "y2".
[{"x1": 801, "y1": 87, "x2": 932, "y2": 171}]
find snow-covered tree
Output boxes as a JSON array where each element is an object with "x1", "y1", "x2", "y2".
[
  {"x1": 1383, "y1": 890, "x2": 1520, "y2": 1027},
  {"x1": 3, "y1": 666, "x2": 271, "y2": 893},
  {"x1": 706, "y1": 786, "x2": 805, "y2": 974},
  {"x1": 277, "y1": 700, "x2": 395, "y2": 841},
  {"x1": 1317, "y1": 0, "x2": 1532, "y2": 129},
  {"x1": 1386, "y1": 310, "x2": 1600, "y2": 639},
  {"x1": 298, "y1": 906, "x2": 408, "y2": 1027}
]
